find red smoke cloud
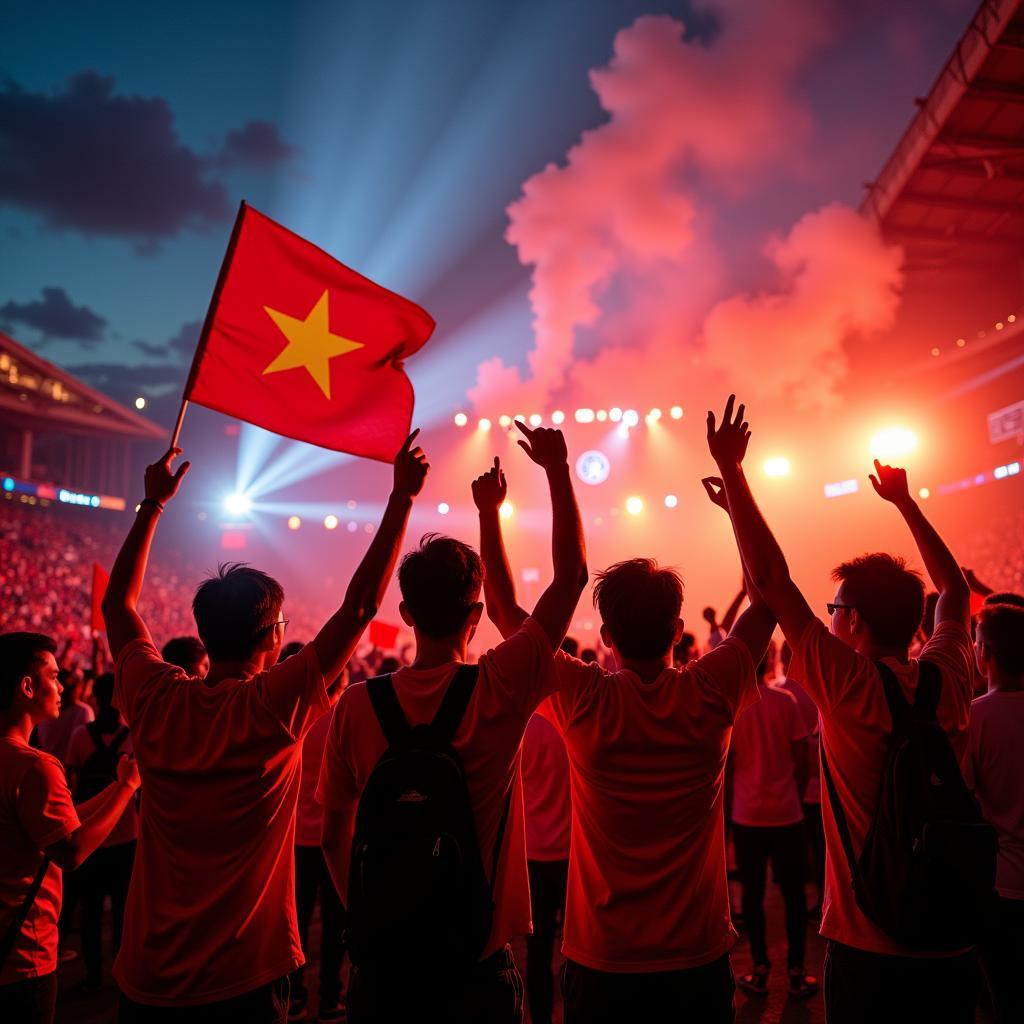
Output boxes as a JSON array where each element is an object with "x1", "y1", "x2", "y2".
[{"x1": 472, "y1": 2, "x2": 904, "y2": 416}]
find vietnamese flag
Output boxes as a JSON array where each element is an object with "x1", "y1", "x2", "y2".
[
  {"x1": 184, "y1": 202, "x2": 435, "y2": 462},
  {"x1": 91, "y1": 562, "x2": 109, "y2": 633}
]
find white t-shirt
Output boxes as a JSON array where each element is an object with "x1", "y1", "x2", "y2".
[
  {"x1": 730, "y1": 683, "x2": 807, "y2": 827},
  {"x1": 962, "y1": 689, "x2": 1024, "y2": 900}
]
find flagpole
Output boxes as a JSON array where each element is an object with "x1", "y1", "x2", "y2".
[{"x1": 170, "y1": 199, "x2": 249, "y2": 448}]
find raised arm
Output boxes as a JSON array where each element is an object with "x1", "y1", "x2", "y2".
[
  {"x1": 706, "y1": 397, "x2": 817, "y2": 647},
  {"x1": 511, "y1": 421, "x2": 588, "y2": 650},
  {"x1": 311, "y1": 430, "x2": 428, "y2": 686},
  {"x1": 46, "y1": 756, "x2": 140, "y2": 871},
  {"x1": 473, "y1": 457, "x2": 528, "y2": 639},
  {"x1": 102, "y1": 446, "x2": 191, "y2": 661},
  {"x1": 720, "y1": 585, "x2": 747, "y2": 633},
  {"x1": 869, "y1": 460, "x2": 970, "y2": 629}
]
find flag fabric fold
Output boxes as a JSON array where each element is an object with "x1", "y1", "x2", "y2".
[{"x1": 184, "y1": 203, "x2": 434, "y2": 462}]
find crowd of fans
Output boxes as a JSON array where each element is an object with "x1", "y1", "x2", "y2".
[{"x1": 1, "y1": 406, "x2": 1022, "y2": 1024}]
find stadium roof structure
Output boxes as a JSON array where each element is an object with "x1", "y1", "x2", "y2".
[
  {"x1": 861, "y1": 0, "x2": 1024, "y2": 270},
  {"x1": 0, "y1": 330, "x2": 165, "y2": 441}
]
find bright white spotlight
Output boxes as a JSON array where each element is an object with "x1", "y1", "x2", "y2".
[
  {"x1": 870, "y1": 427, "x2": 918, "y2": 460},
  {"x1": 574, "y1": 408, "x2": 595, "y2": 423},
  {"x1": 437, "y1": 502, "x2": 450, "y2": 515},
  {"x1": 609, "y1": 407, "x2": 623, "y2": 422},
  {"x1": 664, "y1": 494, "x2": 678, "y2": 508},
  {"x1": 527, "y1": 413, "x2": 541, "y2": 427},
  {"x1": 478, "y1": 418, "x2": 491, "y2": 432},
  {"x1": 551, "y1": 410, "x2": 565, "y2": 425},
  {"x1": 454, "y1": 412, "x2": 468, "y2": 427},
  {"x1": 224, "y1": 493, "x2": 251, "y2": 517},
  {"x1": 763, "y1": 457, "x2": 791, "y2": 478},
  {"x1": 134, "y1": 396, "x2": 146, "y2": 410},
  {"x1": 622, "y1": 409, "x2": 640, "y2": 428},
  {"x1": 499, "y1": 500, "x2": 514, "y2": 520},
  {"x1": 670, "y1": 405, "x2": 683, "y2": 420},
  {"x1": 575, "y1": 450, "x2": 611, "y2": 486},
  {"x1": 647, "y1": 408, "x2": 662, "y2": 422},
  {"x1": 918, "y1": 487, "x2": 930, "y2": 500},
  {"x1": 324, "y1": 514, "x2": 339, "y2": 530},
  {"x1": 499, "y1": 415, "x2": 512, "y2": 428},
  {"x1": 625, "y1": 496, "x2": 643, "y2": 515},
  {"x1": 287, "y1": 515, "x2": 301, "y2": 530},
  {"x1": 596, "y1": 409, "x2": 608, "y2": 422}
]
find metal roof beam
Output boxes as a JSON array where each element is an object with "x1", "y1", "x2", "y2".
[
  {"x1": 883, "y1": 225, "x2": 1023, "y2": 247},
  {"x1": 899, "y1": 189, "x2": 1024, "y2": 214},
  {"x1": 934, "y1": 131, "x2": 1024, "y2": 155},
  {"x1": 968, "y1": 78, "x2": 1024, "y2": 104}
]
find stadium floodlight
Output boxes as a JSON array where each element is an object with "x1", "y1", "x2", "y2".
[
  {"x1": 664, "y1": 494, "x2": 678, "y2": 508},
  {"x1": 625, "y1": 496, "x2": 643, "y2": 515},
  {"x1": 670, "y1": 405, "x2": 683, "y2": 419},
  {"x1": 287, "y1": 515, "x2": 301, "y2": 530},
  {"x1": 224, "y1": 493, "x2": 251, "y2": 517},
  {"x1": 870, "y1": 427, "x2": 917, "y2": 460},
  {"x1": 646, "y1": 408, "x2": 662, "y2": 423},
  {"x1": 763, "y1": 457, "x2": 791, "y2": 478},
  {"x1": 454, "y1": 412, "x2": 468, "y2": 427},
  {"x1": 574, "y1": 408, "x2": 595, "y2": 423},
  {"x1": 918, "y1": 488, "x2": 930, "y2": 500},
  {"x1": 324, "y1": 514, "x2": 339, "y2": 530},
  {"x1": 622, "y1": 409, "x2": 640, "y2": 428},
  {"x1": 529, "y1": 413, "x2": 543, "y2": 427},
  {"x1": 478, "y1": 418, "x2": 491, "y2": 432},
  {"x1": 499, "y1": 500, "x2": 514, "y2": 519},
  {"x1": 437, "y1": 502, "x2": 450, "y2": 515},
  {"x1": 551, "y1": 410, "x2": 565, "y2": 425},
  {"x1": 499, "y1": 415, "x2": 512, "y2": 428},
  {"x1": 609, "y1": 407, "x2": 623, "y2": 422}
]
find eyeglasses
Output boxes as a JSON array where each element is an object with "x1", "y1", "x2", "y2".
[
  {"x1": 256, "y1": 618, "x2": 289, "y2": 636},
  {"x1": 826, "y1": 603, "x2": 855, "y2": 616}
]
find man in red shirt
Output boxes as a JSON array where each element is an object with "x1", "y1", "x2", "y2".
[
  {"x1": 477, "y1": 454, "x2": 775, "y2": 1023},
  {"x1": 101, "y1": 433, "x2": 429, "y2": 1021},
  {"x1": 0, "y1": 631, "x2": 140, "y2": 1024},
  {"x1": 708, "y1": 395, "x2": 976, "y2": 1024},
  {"x1": 318, "y1": 422, "x2": 587, "y2": 1023}
]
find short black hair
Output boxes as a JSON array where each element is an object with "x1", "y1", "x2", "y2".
[
  {"x1": 593, "y1": 558, "x2": 683, "y2": 659},
  {"x1": 161, "y1": 635, "x2": 208, "y2": 672},
  {"x1": 560, "y1": 636, "x2": 580, "y2": 658},
  {"x1": 832, "y1": 553, "x2": 924, "y2": 649},
  {"x1": 192, "y1": 563, "x2": 284, "y2": 661},
  {"x1": 398, "y1": 534, "x2": 483, "y2": 640},
  {"x1": 93, "y1": 672, "x2": 115, "y2": 708},
  {"x1": 580, "y1": 647, "x2": 598, "y2": 664},
  {"x1": 0, "y1": 632, "x2": 57, "y2": 710},
  {"x1": 984, "y1": 591, "x2": 1024, "y2": 609},
  {"x1": 977, "y1": 604, "x2": 1024, "y2": 674}
]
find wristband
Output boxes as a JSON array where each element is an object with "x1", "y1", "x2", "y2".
[{"x1": 139, "y1": 498, "x2": 165, "y2": 513}]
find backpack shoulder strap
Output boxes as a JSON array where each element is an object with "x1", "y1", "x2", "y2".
[
  {"x1": 366, "y1": 674, "x2": 411, "y2": 748},
  {"x1": 820, "y1": 742, "x2": 860, "y2": 885},
  {"x1": 431, "y1": 664, "x2": 480, "y2": 746},
  {"x1": 912, "y1": 659, "x2": 941, "y2": 719},
  {"x1": 874, "y1": 659, "x2": 912, "y2": 731}
]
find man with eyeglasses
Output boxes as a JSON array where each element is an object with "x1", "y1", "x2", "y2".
[
  {"x1": 101, "y1": 433, "x2": 430, "y2": 1022},
  {"x1": 706, "y1": 396, "x2": 975, "y2": 1024}
]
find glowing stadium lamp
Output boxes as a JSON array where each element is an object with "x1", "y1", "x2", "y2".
[
  {"x1": 499, "y1": 500, "x2": 514, "y2": 520},
  {"x1": 622, "y1": 409, "x2": 640, "y2": 428},
  {"x1": 763, "y1": 457, "x2": 791, "y2": 478},
  {"x1": 224, "y1": 493, "x2": 252, "y2": 517},
  {"x1": 437, "y1": 502, "x2": 450, "y2": 515},
  {"x1": 551, "y1": 410, "x2": 565, "y2": 425},
  {"x1": 664, "y1": 494, "x2": 678, "y2": 508},
  {"x1": 478, "y1": 418, "x2": 491, "y2": 432},
  {"x1": 134, "y1": 396, "x2": 146, "y2": 410},
  {"x1": 625, "y1": 496, "x2": 644, "y2": 515},
  {"x1": 287, "y1": 515, "x2": 301, "y2": 530},
  {"x1": 870, "y1": 427, "x2": 917, "y2": 460},
  {"x1": 529, "y1": 413, "x2": 543, "y2": 427},
  {"x1": 514, "y1": 413, "x2": 526, "y2": 425},
  {"x1": 575, "y1": 450, "x2": 611, "y2": 486},
  {"x1": 609, "y1": 408, "x2": 623, "y2": 423},
  {"x1": 596, "y1": 409, "x2": 608, "y2": 422},
  {"x1": 574, "y1": 408, "x2": 595, "y2": 423},
  {"x1": 918, "y1": 488, "x2": 930, "y2": 500},
  {"x1": 499, "y1": 415, "x2": 512, "y2": 428},
  {"x1": 454, "y1": 412, "x2": 468, "y2": 427},
  {"x1": 646, "y1": 408, "x2": 662, "y2": 423},
  {"x1": 323, "y1": 514, "x2": 339, "y2": 530},
  {"x1": 670, "y1": 406, "x2": 683, "y2": 420}
]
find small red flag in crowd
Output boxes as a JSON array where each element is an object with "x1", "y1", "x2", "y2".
[
  {"x1": 368, "y1": 620, "x2": 402, "y2": 650},
  {"x1": 184, "y1": 203, "x2": 435, "y2": 462},
  {"x1": 91, "y1": 562, "x2": 109, "y2": 633}
]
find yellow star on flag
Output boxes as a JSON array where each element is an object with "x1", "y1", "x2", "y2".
[{"x1": 262, "y1": 290, "x2": 363, "y2": 399}]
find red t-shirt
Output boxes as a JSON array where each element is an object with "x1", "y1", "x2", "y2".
[
  {"x1": 790, "y1": 619, "x2": 974, "y2": 956},
  {"x1": 295, "y1": 714, "x2": 331, "y2": 848},
  {"x1": 317, "y1": 618, "x2": 555, "y2": 957},
  {"x1": 778, "y1": 677, "x2": 821, "y2": 804},
  {"x1": 521, "y1": 714, "x2": 571, "y2": 862},
  {"x1": 112, "y1": 640, "x2": 329, "y2": 1005},
  {"x1": 730, "y1": 683, "x2": 807, "y2": 827},
  {"x1": 66, "y1": 723, "x2": 137, "y2": 847},
  {"x1": 0, "y1": 736, "x2": 80, "y2": 985},
  {"x1": 538, "y1": 637, "x2": 758, "y2": 972}
]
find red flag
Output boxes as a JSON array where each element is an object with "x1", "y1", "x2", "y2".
[
  {"x1": 184, "y1": 203, "x2": 435, "y2": 462},
  {"x1": 91, "y1": 563, "x2": 109, "y2": 633},
  {"x1": 368, "y1": 620, "x2": 401, "y2": 650}
]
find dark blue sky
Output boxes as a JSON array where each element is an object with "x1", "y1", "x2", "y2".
[{"x1": 1, "y1": 0, "x2": 975, "y2": 425}]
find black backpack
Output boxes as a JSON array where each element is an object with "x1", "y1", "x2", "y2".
[
  {"x1": 821, "y1": 659, "x2": 997, "y2": 950},
  {"x1": 346, "y1": 666, "x2": 511, "y2": 979},
  {"x1": 74, "y1": 723, "x2": 129, "y2": 802}
]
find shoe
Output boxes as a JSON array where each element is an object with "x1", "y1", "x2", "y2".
[
  {"x1": 788, "y1": 969, "x2": 820, "y2": 999},
  {"x1": 288, "y1": 993, "x2": 309, "y2": 1021},
  {"x1": 316, "y1": 998, "x2": 347, "y2": 1022},
  {"x1": 737, "y1": 965, "x2": 770, "y2": 996}
]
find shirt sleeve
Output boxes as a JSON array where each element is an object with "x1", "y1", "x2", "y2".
[
  {"x1": 536, "y1": 652, "x2": 595, "y2": 734},
  {"x1": 257, "y1": 643, "x2": 330, "y2": 742},
  {"x1": 789, "y1": 617, "x2": 869, "y2": 714},
  {"x1": 787, "y1": 693, "x2": 809, "y2": 741},
  {"x1": 690, "y1": 636, "x2": 759, "y2": 722},
  {"x1": 113, "y1": 637, "x2": 184, "y2": 727},
  {"x1": 476, "y1": 617, "x2": 556, "y2": 716},
  {"x1": 316, "y1": 695, "x2": 361, "y2": 812},
  {"x1": 16, "y1": 754, "x2": 81, "y2": 850},
  {"x1": 920, "y1": 622, "x2": 975, "y2": 703}
]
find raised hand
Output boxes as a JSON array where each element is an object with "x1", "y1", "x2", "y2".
[
  {"x1": 117, "y1": 754, "x2": 141, "y2": 792},
  {"x1": 514, "y1": 420, "x2": 568, "y2": 471},
  {"x1": 393, "y1": 429, "x2": 429, "y2": 499},
  {"x1": 472, "y1": 456, "x2": 507, "y2": 512},
  {"x1": 144, "y1": 447, "x2": 191, "y2": 505},
  {"x1": 706, "y1": 395, "x2": 751, "y2": 468},
  {"x1": 868, "y1": 459, "x2": 910, "y2": 505},
  {"x1": 701, "y1": 476, "x2": 730, "y2": 513}
]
